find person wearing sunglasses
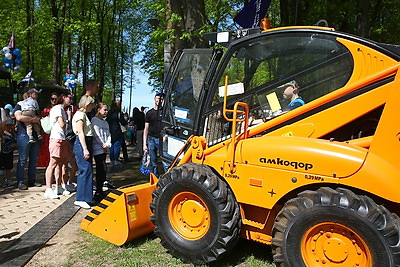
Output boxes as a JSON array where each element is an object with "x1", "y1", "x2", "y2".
[{"x1": 37, "y1": 93, "x2": 59, "y2": 168}]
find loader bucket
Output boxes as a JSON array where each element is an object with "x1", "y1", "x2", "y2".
[{"x1": 80, "y1": 174, "x2": 158, "y2": 246}]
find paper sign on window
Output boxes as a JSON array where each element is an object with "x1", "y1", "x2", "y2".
[
  {"x1": 266, "y1": 92, "x2": 282, "y2": 112},
  {"x1": 218, "y1": 82, "x2": 245, "y2": 97}
]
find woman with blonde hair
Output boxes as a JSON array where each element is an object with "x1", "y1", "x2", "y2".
[{"x1": 72, "y1": 95, "x2": 95, "y2": 209}]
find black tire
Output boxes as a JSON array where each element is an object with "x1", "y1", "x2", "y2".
[
  {"x1": 150, "y1": 163, "x2": 241, "y2": 264},
  {"x1": 272, "y1": 187, "x2": 400, "y2": 266}
]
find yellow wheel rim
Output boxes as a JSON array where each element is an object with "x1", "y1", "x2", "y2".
[
  {"x1": 301, "y1": 222, "x2": 372, "y2": 267},
  {"x1": 168, "y1": 191, "x2": 210, "y2": 240}
]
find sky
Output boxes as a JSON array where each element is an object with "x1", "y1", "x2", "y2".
[{"x1": 121, "y1": 69, "x2": 155, "y2": 115}]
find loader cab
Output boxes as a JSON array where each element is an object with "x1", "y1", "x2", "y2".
[{"x1": 161, "y1": 27, "x2": 399, "y2": 165}]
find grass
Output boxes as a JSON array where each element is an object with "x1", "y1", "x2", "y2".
[
  {"x1": 68, "y1": 231, "x2": 276, "y2": 266},
  {"x1": 66, "y1": 155, "x2": 276, "y2": 266}
]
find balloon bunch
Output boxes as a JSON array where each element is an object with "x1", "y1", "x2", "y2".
[
  {"x1": 1, "y1": 46, "x2": 22, "y2": 71},
  {"x1": 63, "y1": 70, "x2": 77, "y2": 91}
]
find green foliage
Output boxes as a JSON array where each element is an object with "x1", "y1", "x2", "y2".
[{"x1": 0, "y1": 0, "x2": 399, "y2": 101}]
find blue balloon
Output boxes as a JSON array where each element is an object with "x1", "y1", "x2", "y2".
[
  {"x1": 15, "y1": 58, "x2": 22, "y2": 65},
  {"x1": 13, "y1": 48, "x2": 20, "y2": 55},
  {"x1": 16, "y1": 54, "x2": 22, "y2": 60},
  {"x1": 2, "y1": 57, "x2": 11, "y2": 63},
  {"x1": 70, "y1": 83, "x2": 77, "y2": 89},
  {"x1": 4, "y1": 63, "x2": 11, "y2": 69}
]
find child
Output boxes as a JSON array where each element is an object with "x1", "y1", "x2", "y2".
[
  {"x1": 91, "y1": 102, "x2": 112, "y2": 202},
  {"x1": 20, "y1": 88, "x2": 43, "y2": 143}
]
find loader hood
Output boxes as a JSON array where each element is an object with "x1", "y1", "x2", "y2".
[{"x1": 238, "y1": 136, "x2": 367, "y2": 178}]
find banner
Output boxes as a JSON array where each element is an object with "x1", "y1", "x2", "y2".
[{"x1": 234, "y1": 0, "x2": 272, "y2": 29}]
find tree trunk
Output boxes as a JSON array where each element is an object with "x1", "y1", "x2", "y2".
[
  {"x1": 185, "y1": 0, "x2": 207, "y2": 48},
  {"x1": 280, "y1": 0, "x2": 290, "y2": 26},
  {"x1": 50, "y1": 0, "x2": 66, "y2": 85},
  {"x1": 25, "y1": 0, "x2": 33, "y2": 71},
  {"x1": 357, "y1": 0, "x2": 370, "y2": 38}
]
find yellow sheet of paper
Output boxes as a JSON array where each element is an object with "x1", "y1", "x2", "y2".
[{"x1": 266, "y1": 92, "x2": 282, "y2": 112}]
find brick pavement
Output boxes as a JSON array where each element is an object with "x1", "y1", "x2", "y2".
[
  {"x1": 0, "y1": 144, "x2": 143, "y2": 266},
  {"x1": 0, "y1": 184, "x2": 74, "y2": 253}
]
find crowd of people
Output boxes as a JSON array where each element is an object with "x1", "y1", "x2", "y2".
[{"x1": 0, "y1": 79, "x2": 155, "y2": 210}]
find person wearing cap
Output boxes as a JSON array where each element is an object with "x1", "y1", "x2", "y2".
[
  {"x1": 281, "y1": 80, "x2": 305, "y2": 111},
  {"x1": 143, "y1": 92, "x2": 165, "y2": 177},
  {"x1": 19, "y1": 88, "x2": 43, "y2": 143},
  {"x1": 72, "y1": 95, "x2": 96, "y2": 209},
  {"x1": 14, "y1": 90, "x2": 43, "y2": 190}
]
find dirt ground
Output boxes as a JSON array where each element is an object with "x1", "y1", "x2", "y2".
[
  {"x1": 25, "y1": 209, "x2": 90, "y2": 267},
  {"x1": 25, "y1": 150, "x2": 148, "y2": 267}
]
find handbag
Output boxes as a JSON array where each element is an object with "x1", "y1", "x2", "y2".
[
  {"x1": 40, "y1": 116, "x2": 53, "y2": 134},
  {"x1": 118, "y1": 112, "x2": 127, "y2": 133},
  {"x1": 120, "y1": 123, "x2": 127, "y2": 133},
  {"x1": 2, "y1": 139, "x2": 17, "y2": 153},
  {"x1": 65, "y1": 120, "x2": 76, "y2": 144},
  {"x1": 140, "y1": 151, "x2": 152, "y2": 175},
  {"x1": 1, "y1": 132, "x2": 17, "y2": 153}
]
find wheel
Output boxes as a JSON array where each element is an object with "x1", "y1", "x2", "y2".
[
  {"x1": 272, "y1": 187, "x2": 400, "y2": 267},
  {"x1": 150, "y1": 163, "x2": 241, "y2": 264}
]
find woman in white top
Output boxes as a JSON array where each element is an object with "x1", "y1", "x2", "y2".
[
  {"x1": 72, "y1": 95, "x2": 95, "y2": 209},
  {"x1": 44, "y1": 93, "x2": 73, "y2": 199},
  {"x1": 91, "y1": 102, "x2": 111, "y2": 202}
]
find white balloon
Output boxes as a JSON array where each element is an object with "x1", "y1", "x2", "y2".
[
  {"x1": 70, "y1": 80, "x2": 75, "y2": 84},
  {"x1": 5, "y1": 52, "x2": 12, "y2": 60},
  {"x1": 64, "y1": 81, "x2": 69, "y2": 87},
  {"x1": 3, "y1": 46, "x2": 10, "y2": 53},
  {"x1": 13, "y1": 65, "x2": 20, "y2": 71}
]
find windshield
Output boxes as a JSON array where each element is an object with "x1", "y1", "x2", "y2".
[
  {"x1": 205, "y1": 31, "x2": 354, "y2": 145},
  {"x1": 165, "y1": 50, "x2": 213, "y2": 127}
]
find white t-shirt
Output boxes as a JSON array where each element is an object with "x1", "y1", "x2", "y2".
[
  {"x1": 50, "y1": 105, "x2": 67, "y2": 140},
  {"x1": 72, "y1": 110, "x2": 93, "y2": 136},
  {"x1": 91, "y1": 116, "x2": 111, "y2": 155}
]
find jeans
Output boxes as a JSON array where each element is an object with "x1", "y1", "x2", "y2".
[
  {"x1": 110, "y1": 140, "x2": 122, "y2": 161},
  {"x1": 74, "y1": 136, "x2": 93, "y2": 202},
  {"x1": 94, "y1": 153, "x2": 107, "y2": 193},
  {"x1": 16, "y1": 134, "x2": 41, "y2": 184},
  {"x1": 147, "y1": 136, "x2": 160, "y2": 177}
]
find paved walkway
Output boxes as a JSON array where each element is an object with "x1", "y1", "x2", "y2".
[{"x1": 0, "y1": 144, "x2": 142, "y2": 266}]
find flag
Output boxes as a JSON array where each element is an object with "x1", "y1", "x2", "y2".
[
  {"x1": 8, "y1": 31, "x2": 15, "y2": 49},
  {"x1": 21, "y1": 70, "x2": 32, "y2": 83},
  {"x1": 234, "y1": 0, "x2": 272, "y2": 29}
]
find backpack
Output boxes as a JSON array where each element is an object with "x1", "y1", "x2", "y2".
[{"x1": 40, "y1": 116, "x2": 53, "y2": 134}]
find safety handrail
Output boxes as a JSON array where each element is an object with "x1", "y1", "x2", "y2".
[{"x1": 222, "y1": 75, "x2": 249, "y2": 172}]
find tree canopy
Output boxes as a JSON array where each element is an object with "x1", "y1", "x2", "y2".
[{"x1": 0, "y1": 0, "x2": 399, "y2": 103}]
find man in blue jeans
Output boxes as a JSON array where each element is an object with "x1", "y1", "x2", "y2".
[
  {"x1": 14, "y1": 99, "x2": 43, "y2": 190},
  {"x1": 143, "y1": 92, "x2": 165, "y2": 177}
]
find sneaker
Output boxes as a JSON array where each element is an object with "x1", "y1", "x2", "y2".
[
  {"x1": 28, "y1": 182, "x2": 42, "y2": 187},
  {"x1": 63, "y1": 183, "x2": 76, "y2": 192},
  {"x1": 114, "y1": 160, "x2": 122, "y2": 166},
  {"x1": 103, "y1": 180, "x2": 116, "y2": 190},
  {"x1": 74, "y1": 201, "x2": 91, "y2": 209},
  {"x1": 56, "y1": 186, "x2": 71, "y2": 195},
  {"x1": 18, "y1": 182, "x2": 28, "y2": 190},
  {"x1": 44, "y1": 188, "x2": 59, "y2": 199}
]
